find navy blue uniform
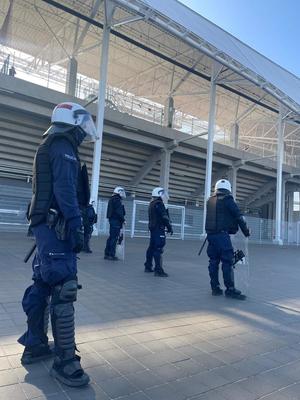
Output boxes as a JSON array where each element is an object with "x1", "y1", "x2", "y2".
[
  {"x1": 145, "y1": 198, "x2": 173, "y2": 272},
  {"x1": 104, "y1": 194, "x2": 125, "y2": 258},
  {"x1": 205, "y1": 190, "x2": 249, "y2": 291},
  {"x1": 81, "y1": 205, "x2": 97, "y2": 252},
  {"x1": 19, "y1": 138, "x2": 81, "y2": 347}
]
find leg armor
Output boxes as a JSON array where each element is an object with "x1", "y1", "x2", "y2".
[
  {"x1": 50, "y1": 279, "x2": 89, "y2": 387},
  {"x1": 51, "y1": 279, "x2": 77, "y2": 360}
]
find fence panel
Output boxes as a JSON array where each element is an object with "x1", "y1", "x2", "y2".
[
  {"x1": 129, "y1": 200, "x2": 185, "y2": 239},
  {"x1": 184, "y1": 207, "x2": 203, "y2": 240}
]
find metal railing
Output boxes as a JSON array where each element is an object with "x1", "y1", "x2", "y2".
[{"x1": 1, "y1": 194, "x2": 299, "y2": 244}]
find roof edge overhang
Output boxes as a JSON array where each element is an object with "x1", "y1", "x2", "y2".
[
  {"x1": 41, "y1": 0, "x2": 300, "y2": 121},
  {"x1": 112, "y1": 0, "x2": 300, "y2": 116}
]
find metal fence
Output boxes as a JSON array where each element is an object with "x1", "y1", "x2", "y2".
[
  {"x1": 1, "y1": 191, "x2": 299, "y2": 244},
  {"x1": 95, "y1": 199, "x2": 300, "y2": 245}
]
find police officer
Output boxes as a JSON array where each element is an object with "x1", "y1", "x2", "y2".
[
  {"x1": 77, "y1": 164, "x2": 97, "y2": 253},
  {"x1": 18, "y1": 102, "x2": 97, "y2": 387},
  {"x1": 144, "y1": 187, "x2": 173, "y2": 277},
  {"x1": 205, "y1": 179, "x2": 250, "y2": 300},
  {"x1": 104, "y1": 187, "x2": 126, "y2": 260}
]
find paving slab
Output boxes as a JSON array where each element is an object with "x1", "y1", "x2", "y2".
[{"x1": 1, "y1": 233, "x2": 300, "y2": 399}]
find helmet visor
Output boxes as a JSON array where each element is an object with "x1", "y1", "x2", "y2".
[
  {"x1": 161, "y1": 190, "x2": 169, "y2": 203},
  {"x1": 74, "y1": 109, "x2": 98, "y2": 142},
  {"x1": 80, "y1": 113, "x2": 98, "y2": 142},
  {"x1": 120, "y1": 189, "x2": 126, "y2": 198}
]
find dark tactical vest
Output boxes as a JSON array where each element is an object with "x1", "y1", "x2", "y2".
[
  {"x1": 205, "y1": 192, "x2": 238, "y2": 234},
  {"x1": 29, "y1": 131, "x2": 84, "y2": 227},
  {"x1": 106, "y1": 195, "x2": 125, "y2": 221},
  {"x1": 148, "y1": 198, "x2": 168, "y2": 230}
]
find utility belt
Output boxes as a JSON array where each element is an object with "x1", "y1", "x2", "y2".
[
  {"x1": 24, "y1": 208, "x2": 67, "y2": 264},
  {"x1": 46, "y1": 208, "x2": 68, "y2": 241},
  {"x1": 149, "y1": 225, "x2": 165, "y2": 232},
  {"x1": 207, "y1": 230, "x2": 229, "y2": 235}
]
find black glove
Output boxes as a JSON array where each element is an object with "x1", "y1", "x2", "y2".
[
  {"x1": 243, "y1": 227, "x2": 250, "y2": 238},
  {"x1": 70, "y1": 227, "x2": 84, "y2": 253},
  {"x1": 167, "y1": 225, "x2": 173, "y2": 236}
]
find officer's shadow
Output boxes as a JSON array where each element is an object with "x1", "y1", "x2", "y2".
[{"x1": 23, "y1": 359, "x2": 98, "y2": 399}]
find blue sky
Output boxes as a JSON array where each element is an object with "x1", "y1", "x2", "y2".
[{"x1": 179, "y1": 0, "x2": 300, "y2": 77}]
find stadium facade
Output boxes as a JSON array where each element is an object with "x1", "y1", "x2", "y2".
[{"x1": 0, "y1": 0, "x2": 300, "y2": 244}]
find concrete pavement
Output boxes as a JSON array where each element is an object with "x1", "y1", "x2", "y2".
[{"x1": 0, "y1": 233, "x2": 300, "y2": 399}]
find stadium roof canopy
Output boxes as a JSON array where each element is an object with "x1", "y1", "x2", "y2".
[{"x1": 0, "y1": 0, "x2": 300, "y2": 161}]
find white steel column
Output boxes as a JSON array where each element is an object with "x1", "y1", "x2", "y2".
[
  {"x1": 281, "y1": 179, "x2": 286, "y2": 223},
  {"x1": 66, "y1": 57, "x2": 78, "y2": 96},
  {"x1": 228, "y1": 165, "x2": 238, "y2": 199},
  {"x1": 202, "y1": 61, "x2": 222, "y2": 234},
  {"x1": 274, "y1": 105, "x2": 285, "y2": 245},
  {"x1": 230, "y1": 123, "x2": 239, "y2": 149},
  {"x1": 160, "y1": 149, "x2": 171, "y2": 192},
  {"x1": 90, "y1": 0, "x2": 114, "y2": 234}
]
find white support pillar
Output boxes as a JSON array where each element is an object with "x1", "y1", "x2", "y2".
[
  {"x1": 274, "y1": 105, "x2": 285, "y2": 245},
  {"x1": 202, "y1": 61, "x2": 222, "y2": 235},
  {"x1": 90, "y1": 0, "x2": 114, "y2": 234},
  {"x1": 230, "y1": 123, "x2": 239, "y2": 149},
  {"x1": 287, "y1": 190, "x2": 294, "y2": 223},
  {"x1": 160, "y1": 149, "x2": 172, "y2": 192},
  {"x1": 66, "y1": 57, "x2": 78, "y2": 96},
  {"x1": 228, "y1": 165, "x2": 238, "y2": 199},
  {"x1": 268, "y1": 201, "x2": 273, "y2": 220},
  {"x1": 281, "y1": 179, "x2": 286, "y2": 224},
  {"x1": 281, "y1": 179, "x2": 286, "y2": 241},
  {"x1": 163, "y1": 97, "x2": 175, "y2": 128}
]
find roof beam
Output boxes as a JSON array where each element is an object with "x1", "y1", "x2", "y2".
[
  {"x1": 73, "y1": 0, "x2": 103, "y2": 55},
  {"x1": 170, "y1": 54, "x2": 204, "y2": 96},
  {"x1": 191, "y1": 166, "x2": 228, "y2": 199},
  {"x1": 249, "y1": 192, "x2": 276, "y2": 208},
  {"x1": 128, "y1": 150, "x2": 161, "y2": 189},
  {"x1": 42, "y1": 0, "x2": 290, "y2": 116},
  {"x1": 245, "y1": 180, "x2": 276, "y2": 206}
]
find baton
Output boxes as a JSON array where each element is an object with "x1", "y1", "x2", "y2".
[
  {"x1": 24, "y1": 243, "x2": 37, "y2": 263},
  {"x1": 198, "y1": 236, "x2": 207, "y2": 256}
]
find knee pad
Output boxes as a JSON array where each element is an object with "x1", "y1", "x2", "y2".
[{"x1": 52, "y1": 280, "x2": 78, "y2": 305}]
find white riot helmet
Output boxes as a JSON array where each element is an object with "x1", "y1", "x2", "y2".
[
  {"x1": 215, "y1": 179, "x2": 232, "y2": 193},
  {"x1": 51, "y1": 102, "x2": 98, "y2": 142},
  {"x1": 152, "y1": 187, "x2": 169, "y2": 202},
  {"x1": 113, "y1": 186, "x2": 126, "y2": 198}
]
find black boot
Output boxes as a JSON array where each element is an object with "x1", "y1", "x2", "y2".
[
  {"x1": 50, "y1": 355, "x2": 90, "y2": 387},
  {"x1": 154, "y1": 269, "x2": 168, "y2": 277},
  {"x1": 21, "y1": 343, "x2": 54, "y2": 365},
  {"x1": 225, "y1": 287, "x2": 246, "y2": 300},
  {"x1": 83, "y1": 246, "x2": 92, "y2": 253},
  {"x1": 144, "y1": 263, "x2": 154, "y2": 273},
  {"x1": 212, "y1": 286, "x2": 223, "y2": 296}
]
